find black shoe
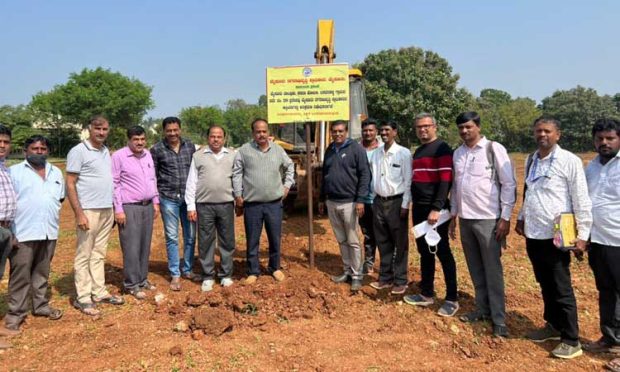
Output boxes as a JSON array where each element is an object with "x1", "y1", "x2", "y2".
[
  {"x1": 493, "y1": 324, "x2": 509, "y2": 338},
  {"x1": 459, "y1": 310, "x2": 490, "y2": 323},
  {"x1": 331, "y1": 273, "x2": 351, "y2": 283},
  {"x1": 351, "y1": 279, "x2": 362, "y2": 292}
]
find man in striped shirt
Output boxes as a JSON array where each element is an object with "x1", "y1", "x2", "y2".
[
  {"x1": 404, "y1": 113, "x2": 459, "y2": 317},
  {"x1": 0, "y1": 124, "x2": 17, "y2": 349},
  {"x1": 233, "y1": 119, "x2": 294, "y2": 284}
]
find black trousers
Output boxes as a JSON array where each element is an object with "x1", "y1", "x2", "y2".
[
  {"x1": 526, "y1": 238, "x2": 579, "y2": 346},
  {"x1": 373, "y1": 196, "x2": 409, "y2": 286},
  {"x1": 412, "y1": 205, "x2": 457, "y2": 301},
  {"x1": 119, "y1": 204, "x2": 154, "y2": 291},
  {"x1": 5, "y1": 240, "x2": 56, "y2": 328},
  {"x1": 359, "y1": 202, "x2": 377, "y2": 270},
  {"x1": 197, "y1": 202, "x2": 235, "y2": 279},
  {"x1": 589, "y1": 242, "x2": 620, "y2": 345},
  {"x1": 0, "y1": 226, "x2": 12, "y2": 279}
]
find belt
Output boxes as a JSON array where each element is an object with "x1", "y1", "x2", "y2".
[
  {"x1": 376, "y1": 193, "x2": 403, "y2": 201},
  {"x1": 124, "y1": 200, "x2": 153, "y2": 206},
  {"x1": 0, "y1": 220, "x2": 11, "y2": 228}
]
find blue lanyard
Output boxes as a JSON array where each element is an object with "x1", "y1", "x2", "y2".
[{"x1": 527, "y1": 151, "x2": 556, "y2": 183}]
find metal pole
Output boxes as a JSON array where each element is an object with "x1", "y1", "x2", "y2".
[
  {"x1": 305, "y1": 122, "x2": 315, "y2": 268},
  {"x1": 319, "y1": 120, "x2": 326, "y2": 162}
]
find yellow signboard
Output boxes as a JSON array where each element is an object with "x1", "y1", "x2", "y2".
[{"x1": 266, "y1": 64, "x2": 350, "y2": 123}]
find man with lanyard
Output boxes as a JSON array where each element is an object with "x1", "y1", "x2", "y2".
[
  {"x1": 359, "y1": 118, "x2": 381, "y2": 274},
  {"x1": 67, "y1": 116, "x2": 124, "y2": 316},
  {"x1": 449, "y1": 112, "x2": 516, "y2": 335},
  {"x1": 112, "y1": 126, "x2": 160, "y2": 300},
  {"x1": 4, "y1": 135, "x2": 64, "y2": 334},
  {"x1": 369, "y1": 121, "x2": 412, "y2": 295},
  {"x1": 186, "y1": 125, "x2": 236, "y2": 291},
  {"x1": 319, "y1": 120, "x2": 371, "y2": 292},
  {"x1": 582, "y1": 119, "x2": 620, "y2": 368},
  {"x1": 233, "y1": 119, "x2": 294, "y2": 284},
  {"x1": 516, "y1": 116, "x2": 592, "y2": 359},
  {"x1": 405, "y1": 113, "x2": 459, "y2": 317},
  {"x1": 150, "y1": 116, "x2": 197, "y2": 290},
  {"x1": 0, "y1": 124, "x2": 17, "y2": 349}
]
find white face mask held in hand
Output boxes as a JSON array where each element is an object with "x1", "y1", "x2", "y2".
[{"x1": 425, "y1": 228, "x2": 441, "y2": 254}]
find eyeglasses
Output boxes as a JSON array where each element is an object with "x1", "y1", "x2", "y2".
[{"x1": 415, "y1": 125, "x2": 434, "y2": 131}]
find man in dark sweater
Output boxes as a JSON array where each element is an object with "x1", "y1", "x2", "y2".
[
  {"x1": 319, "y1": 121, "x2": 371, "y2": 291},
  {"x1": 404, "y1": 113, "x2": 459, "y2": 317}
]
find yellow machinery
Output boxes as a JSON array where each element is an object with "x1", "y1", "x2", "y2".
[{"x1": 272, "y1": 19, "x2": 368, "y2": 212}]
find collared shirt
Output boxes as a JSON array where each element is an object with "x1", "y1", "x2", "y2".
[
  {"x1": 66, "y1": 140, "x2": 113, "y2": 209},
  {"x1": 0, "y1": 160, "x2": 17, "y2": 221},
  {"x1": 370, "y1": 142, "x2": 412, "y2": 209},
  {"x1": 518, "y1": 145, "x2": 592, "y2": 240},
  {"x1": 451, "y1": 137, "x2": 516, "y2": 220},
  {"x1": 111, "y1": 147, "x2": 159, "y2": 213},
  {"x1": 150, "y1": 138, "x2": 195, "y2": 201},
  {"x1": 10, "y1": 161, "x2": 64, "y2": 242},
  {"x1": 360, "y1": 138, "x2": 381, "y2": 204},
  {"x1": 585, "y1": 152, "x2": 620, "y2": 246},
  {"x1": 232, "y1": 140, "x2": 295, "y2": 203},
  {"x1": 185, "y1": 147, "x2": 234, "y2": 210}
]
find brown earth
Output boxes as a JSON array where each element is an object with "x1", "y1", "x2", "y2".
[{"x1": 0, "y1": 153, "x2": 610, "y2": 371}]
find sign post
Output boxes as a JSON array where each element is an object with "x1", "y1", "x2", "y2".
[{"x1": 266, "y1": 64, "x2": 350, "y2": 268}]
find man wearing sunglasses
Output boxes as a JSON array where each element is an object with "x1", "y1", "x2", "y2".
[{"x1": 516, "y1": 116, "x2": 592, "y2": 359}]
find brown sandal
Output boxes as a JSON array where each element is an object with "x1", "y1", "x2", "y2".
[
  {"x1": 607, "y1": 358, "x2": 620, "y2": 372},
  {"x1": 169, "y1": 277, "x2": 181, "y2": 291},
  {"x1": 73, "y1": 300, "x2": 101, "y2": 316}
]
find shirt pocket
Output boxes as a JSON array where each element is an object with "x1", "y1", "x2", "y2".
[
  {"x1": 468, "y1": 157, "x2": 493, "y2": 179},
  {"x1": 603, "y1": 172, "x2": 620, "y2": 198},
  {"x1": 389, "y1": 163, "x2": 402, "y2": 179}
]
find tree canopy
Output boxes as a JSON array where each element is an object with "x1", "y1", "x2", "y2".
[
  {"x1": 540, "y1": 86, "x2": 620, "y2": 152},
  {"x1": 358, "y1": 47, "x2": 474, "y2": 147},
  {"x1": 476, "y1": 89, "x2": 541, "y2": 152},
  {"x1": 30, "y1": 67, "x2": 154, "y2": 149}
]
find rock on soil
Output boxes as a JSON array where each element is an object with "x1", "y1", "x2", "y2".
[{"x1": 192, "y1": 307, "x2": 235, "y2": 336}]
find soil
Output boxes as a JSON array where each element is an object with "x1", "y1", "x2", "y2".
[{"x1": 0, "y1": 153, "x2": 611, "y2": 371}]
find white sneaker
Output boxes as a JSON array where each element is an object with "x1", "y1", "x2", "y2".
[
  {"x1": 221, "y1": 278, "x2": 234, "y2": 287},
  {"x1": 201, "y1": 279, "x2": 215, "y2": 292}
]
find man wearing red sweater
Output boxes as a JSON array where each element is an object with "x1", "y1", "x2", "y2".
[{"x1": 404, "y1": 113, "x2": 459, "y2": 317}]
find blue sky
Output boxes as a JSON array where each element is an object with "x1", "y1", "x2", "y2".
[{"x1": 1, "y1": 0, "x2": 619, "y2": 118}]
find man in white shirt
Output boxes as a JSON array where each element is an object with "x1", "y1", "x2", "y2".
[
  {"x1": 369, "y1": 121, "x2": 412, "y2": 295},
  {"x1": 516, "y1": 116, "x2": 592, "y2": 359},
  {"x1": 5, "y1": 136, "x2": 64, "y2": 332},
  {"x1": 449, "y1": 112, "x2": 516, "y2": 336},
  {"x1": 186, "y1": 126, "x2": 236, "y2": 292},
  {"x1": 582, "y1": 119, "x2": 620, "y2": 358}
]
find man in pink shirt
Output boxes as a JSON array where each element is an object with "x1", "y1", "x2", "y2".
[
  {"x1": 449, "y1": 112, "x2": 516, "y2": 337},
  {"x1": 112, "y1": 126, "x2": 160, "y2": 300}
]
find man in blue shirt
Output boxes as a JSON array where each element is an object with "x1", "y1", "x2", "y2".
[{"x1": 4, "y1": 135, "x2": 64, "y2": 332}]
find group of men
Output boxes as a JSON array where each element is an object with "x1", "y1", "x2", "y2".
[
  {"x1": 0, "y1": 116, "x2": 293, "y2": 349},
  {"x1": 0, "y1": 112, "x2": 618, "y2": 363},
  {"x1": 320, "y1": 112, "x2": 620, "y2": 360}
]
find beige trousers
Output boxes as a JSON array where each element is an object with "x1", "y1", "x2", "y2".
[{"x1": 74, "y1": 208, "x2": 114, "y2": 304}]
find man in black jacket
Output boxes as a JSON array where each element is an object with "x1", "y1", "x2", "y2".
[{"x1": 319, "y1": 121, "x2": 371, "y2": 291}]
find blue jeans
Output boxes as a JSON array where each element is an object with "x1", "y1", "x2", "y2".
[
  {"x1": 160, "y1": 196, "x2": 196, "y2": 277},
  {"x1": 243, "y1": 201, "x2": 282, "y2": 275}
]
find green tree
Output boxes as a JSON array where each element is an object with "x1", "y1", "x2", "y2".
[
  {"x1": 540, "y1": 86, "x2": 620, "y2": 152},
  {"x1": 223, "y1": 99, "x2": 267, "y2": 147},
  {"x1": 141, "y1": 116, "x2": 163, "y2": 147},
  {"x1": 357, "y1": 47, "x2": 475, "y2": 147},
  {"x1": 0, "y1": 105, "x2": 38, "y2": 149},
  {"x1": 30, "y1": 67, "x2": 154, "y2": 149},
  {"x1": 475, "y1": 89, "x2": 541, "y2": 152},
  {"x1": 178, "y1": 105, "x2": 224, "y2": 145}
]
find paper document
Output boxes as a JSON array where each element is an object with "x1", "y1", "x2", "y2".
[{"x1": 412, "y1": 209, "x2": 452, "y2": 238}]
